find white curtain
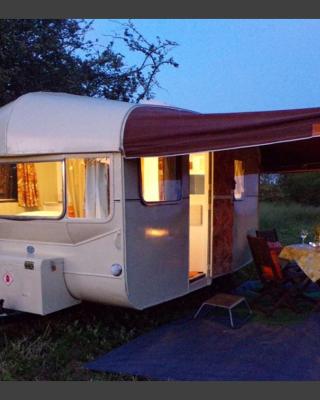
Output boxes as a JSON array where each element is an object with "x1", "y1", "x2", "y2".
[
  {"x1": 85, "y1": 159, "x2": 109, "y2": 218},
  {"x1": 161, "y1": 157, "x2": 181, "y2": 201},
  {"x1": 234, "y1": 160, "x2": 245, "y2": 200}
]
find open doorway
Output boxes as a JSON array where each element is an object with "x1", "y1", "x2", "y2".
[{"x1": 189, "y1": 152, "x2": 212, "y2": 282}]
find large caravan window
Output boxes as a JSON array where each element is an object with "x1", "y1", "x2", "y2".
[
  {"x1": 141, "y1": 156, "x2": 182, "y2": 203},
  {"x1": 0, "y1": 161, "x2": 64, "y2": 218},
  {"x1": 66, "y1": 157, "x2": 110, "y2": 219}
]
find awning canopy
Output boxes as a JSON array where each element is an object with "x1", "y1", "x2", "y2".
[
  {"x1": 123, "y1": 105, "x2": 320, "y2": 158},
  {"x1": 1, "y1": 92, "x2": 320, "y2": 174}
]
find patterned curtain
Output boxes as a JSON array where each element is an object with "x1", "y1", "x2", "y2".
[
  {"x1": 17, "y1": 163, "x2": 39, "y2": 208},
  {"x1": 0, "y1": 165, "x2": 11, "y2": 199}
]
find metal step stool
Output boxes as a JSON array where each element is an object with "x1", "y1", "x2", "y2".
[{"x1": 193, "y1": 293, "x2": 252, "y2": 328}]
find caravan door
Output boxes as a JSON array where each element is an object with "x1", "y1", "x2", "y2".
[{"x1": 189, "y1": 152, "x2": 212, "y2": 282}]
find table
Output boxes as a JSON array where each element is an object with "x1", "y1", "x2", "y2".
[{"x1": 279, "y1": 244, "x2": 320, "y2": 282}]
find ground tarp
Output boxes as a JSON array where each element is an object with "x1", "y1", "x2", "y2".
[{"x1": 85, "y1": 313, "x2": 320, "y2": 381}]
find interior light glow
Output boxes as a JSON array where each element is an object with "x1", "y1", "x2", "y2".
[
  {"x1": 145, "y1": 228, "x2": 170, "y2": 238},
  {"x1": 141, "y1": 157, "x2": 160, "y2": 201}
]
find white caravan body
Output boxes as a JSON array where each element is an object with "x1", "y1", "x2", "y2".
[{"x1": 0, "y1": 92, "x2": 260, "y2": 314}]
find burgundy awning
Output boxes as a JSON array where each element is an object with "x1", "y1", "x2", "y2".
[{"x1": 123, "y1": 105, "x2": 320, "y2": 158}]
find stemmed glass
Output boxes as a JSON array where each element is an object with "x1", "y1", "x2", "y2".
[{"x1": 300, "y1": 229, "x2": 308, "y2": 244}]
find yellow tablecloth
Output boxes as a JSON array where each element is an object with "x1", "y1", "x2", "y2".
[{"x1": 279, "y1": 244, "x2": 320, "y2": 282}]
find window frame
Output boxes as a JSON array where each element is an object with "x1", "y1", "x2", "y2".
[
  {"x1": 0, "y1": 159, "x2": 66, "y2": 221},
  {"x1": 139, "y1": 155, "x2": 183, "y2": 206},
  {"x1": 64, "y1": 153, "x2": 114, "y2": 224},
  {"x1": 0, "y1": 153, "x2": 115, "y2": 222}
]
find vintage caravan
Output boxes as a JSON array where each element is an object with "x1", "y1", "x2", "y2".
[{"x1": 0, "y1": 92, "x2": 319, "y2": 315}]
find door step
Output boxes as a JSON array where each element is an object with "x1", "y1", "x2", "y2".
[{"x1": 189, "y1": 271, "x2": 206, "y2": 283}]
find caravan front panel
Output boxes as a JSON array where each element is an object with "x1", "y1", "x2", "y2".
[{"x1": 0, "y1": 255, "x2": 78, "y2": 315}]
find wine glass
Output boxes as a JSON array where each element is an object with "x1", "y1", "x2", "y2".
[{"x1": 300, "y1": 229, "x2": 308, "y2": 244}]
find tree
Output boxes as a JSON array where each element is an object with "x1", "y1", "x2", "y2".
[
  {"x1": 0, "y1": 19, "x2": 178, "y2": 106},
  {"x1": 259, "y1": 174, "x2": 284, "y2": 202}
]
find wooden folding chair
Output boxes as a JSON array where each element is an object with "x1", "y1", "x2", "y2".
[
  {"x1": 256, "y1": 228, "x2": 279, "y2": 243},
  {"x1": 247, "y1": 235, "x2": 314, "y2": 316},
  {"x1": 256, "y1": 228, "x2": 283, "y2": 255},
  {"x1": 256, "y1": 228, "x2": 300, "y2": 273}
]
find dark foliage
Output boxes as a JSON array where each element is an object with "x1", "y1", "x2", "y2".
[
  {"x1": 260, "y1": 172, "x2": 320, "y2": 206},
  {"x1": 0, "y1": 19, "x2": 178, "y2": 106},
  {"x1": 278, "y1": 172, "x2": 320, "y2": 206}
]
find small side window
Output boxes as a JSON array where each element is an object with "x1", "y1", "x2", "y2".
[
  {"x1": 234, "y1": 160, "x2": 245, "y2": 200},
  {"x1": 141, "y1": 156, "x2": 182, "y2": 203},
  {"x1": 66, "y1": 157, "x2": 110, "y2": 219}
]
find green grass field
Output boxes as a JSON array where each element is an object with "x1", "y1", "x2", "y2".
[
  {"x1": 259, "y1": 201, "x2": 320, "y2": 245},
  {"x1": 0, "y1": 283, "x2": 221, "y2": 381},
  {"x1": 0, "y1": 201, "x2": 319, "y2": 381}
]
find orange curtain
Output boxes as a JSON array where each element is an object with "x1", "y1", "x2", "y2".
[{"x1": 17, "y1": 163, "x2": 39, "y2": 208}]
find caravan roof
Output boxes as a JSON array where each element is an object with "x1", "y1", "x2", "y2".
[
  {"x1": 1, "y1": 92, "x2": 320, "y2": 164},
  {"x1": 0, "y1": 92, "x2": 137, "y2": 156}
]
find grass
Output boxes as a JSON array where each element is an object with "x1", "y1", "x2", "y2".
[
  {"x1": 259, "y1": 201, "x2": 320, "y2": 245},
  {"x1": 0, "y1": 284, "x2": 224, "y2": 381},
  {"x1": 0, "y1": 201, "x2": 319, "y2": 380}
]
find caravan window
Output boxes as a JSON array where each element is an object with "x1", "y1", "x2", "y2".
[
  {"x1": 66, "y1": 157, "x2": 111, "y2": 219},
  {"x1": 140, "y1": 156, "x2": 182, "y2": 203},
  {"x1": 0, "y1": 161, "x2": 64, "y2": 218}
]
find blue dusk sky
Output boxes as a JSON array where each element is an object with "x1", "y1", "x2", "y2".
[{"x1": 89, "y1": 19, "x2": 320, "y2": 113}]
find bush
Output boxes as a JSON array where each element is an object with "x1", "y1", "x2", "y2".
[
  {"x1": 278, "y1": 172, "x2": 320, "y2": 206},
  {"x1": 259, "y1": 201, "x2": 320, "y2": 245},
  {"x1": 260, "y1": 172, "x2": 320, "y2": 207}
]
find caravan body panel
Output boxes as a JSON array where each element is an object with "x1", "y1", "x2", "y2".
[
  {"x1": 123, "y1": 157, "x2": 190, "y2": 309},
  {"x1": 0, "y1": 153, "x2": 134, "y2": 312},
  {"x1": 0, "y1": 92, "x2": 265, "y2": 314}
]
